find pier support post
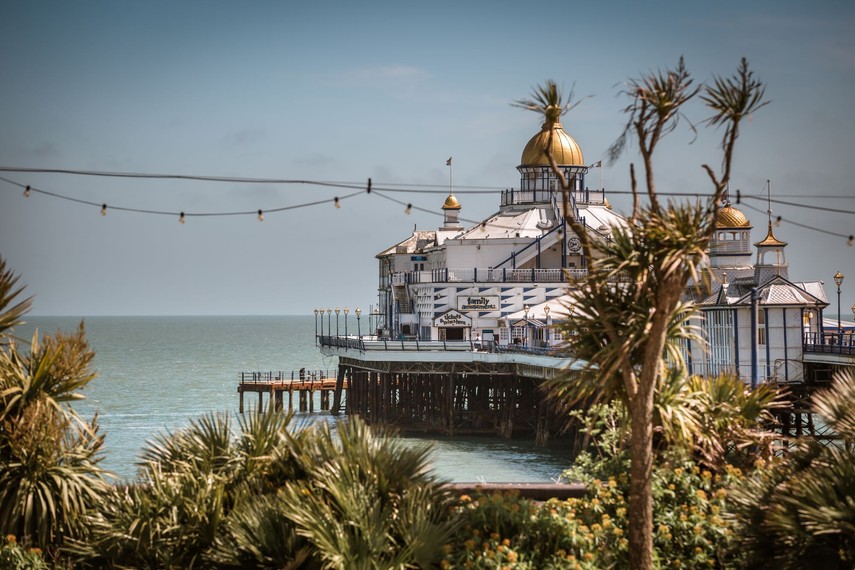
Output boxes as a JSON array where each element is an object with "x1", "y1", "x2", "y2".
[
  {"x1": 239, "y1": 389, "x2": 244, "y2": 414},
  {"x1": 331, "y1": 366, "x2": 346, "y2": 416}
]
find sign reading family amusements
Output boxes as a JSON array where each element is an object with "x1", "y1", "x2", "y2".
[
  {"x1": 434, "y1": 310, "x2": 472, "y2": 328},
  {"x1": 457, "y1": 295, "x2": 499, "y2": 312}
]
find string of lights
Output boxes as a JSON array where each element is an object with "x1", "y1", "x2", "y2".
[
  {"x1": 1, "y1": 175, "x2": 366, "y2": 221},
  {"x1": 1, "y1": 168, "x2": 852, "y2": 243}
]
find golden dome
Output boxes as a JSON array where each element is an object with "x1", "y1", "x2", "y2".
[
  {"x1": 442, "y1": 193, "x2": 461, "y2": 210},
  {"x1": 715, "y1": 204, "x2": 750, "y2": 228},
  {"x1": 520, "y1": 121, "x2": 584, "y2": 166}
]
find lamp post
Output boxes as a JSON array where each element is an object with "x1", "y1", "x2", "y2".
[
  {"x1": 834, "y1": 271, "x2": 844, "y2": 346},
  {"x1": 524, "y1": 304, "x2": 530, "y2": 347},
  {"x1": 344, "y1": 307, "x2": 349, "y2": 338},
  {"x1": 314, "y1": 308, "x2": 319, "y2": 344},
  {"x1": 544, "y1": 305, "x2": 551, "y2": 346},
  {"x1": 335, "y1": 307, "x2": 340, "y2": 337},
  {"x1": 356, "y1": 307, "x2": 362, "y2": 338},
  {"x1": 327, "y1": 308, "x2": 332, "y2": 337}
]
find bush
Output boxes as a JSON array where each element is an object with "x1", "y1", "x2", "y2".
[
  {"x1": 0, "y1": 535, "x2": 49, "y2": 570},
  {"x1": 444, "y1": 450, "x2": 744, "y2": 569}
]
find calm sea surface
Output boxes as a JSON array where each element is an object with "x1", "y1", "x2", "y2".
[{"x1": 17, "y1": 316, "x2": 574, "y2": 482}]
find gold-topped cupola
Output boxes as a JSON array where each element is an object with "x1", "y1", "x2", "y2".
[
  {"x1": 709, "y1": 200, "x2": 753, "y2": 269},
  {"x1": 513, "y1": 93, "x2": 589, "y2": 210},
  {"x1": 441, "y1": 193, "x2": 462, "y2": 230}
]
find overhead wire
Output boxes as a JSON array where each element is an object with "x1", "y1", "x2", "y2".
[{"x1": 1, "y1": 168, "x2": 853, "y2": 242}]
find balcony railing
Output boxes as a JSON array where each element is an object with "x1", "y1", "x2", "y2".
[
  {"x1": 501, "y1": 188, "x2": 605, "y2": 207},
  {"x1": 393, "y1": 268, "x2": 587, "y2": 285},
  {"x1": 803, "y1": 332, "x2": 855, "y2": 355},
  {"x1": 318, "y1": 335, "x2": 564, "y2": 356}
]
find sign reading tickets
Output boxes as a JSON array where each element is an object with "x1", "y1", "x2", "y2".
[
  {"x1": 434, "y1": 310, "x2": 472, "y2": 328},
  {"x1": 457, "y1": 295, "x2": 499, "y2": 312}
]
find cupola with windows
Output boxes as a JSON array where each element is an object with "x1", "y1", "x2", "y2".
[{"x1": 506, "y1": 104, "x2": 589, "y2": 210}]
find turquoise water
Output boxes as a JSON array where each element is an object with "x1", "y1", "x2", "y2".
[{"x1": 16, "y1": 316, "x2": 574, "y2": 482}]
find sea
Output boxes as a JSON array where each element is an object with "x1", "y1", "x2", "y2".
[{"x1": 15, "y1": 315, "x2": 575, "y2": 483}]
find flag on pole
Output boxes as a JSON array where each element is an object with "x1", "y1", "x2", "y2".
[{"x1": 446, "y1": 157, "x2": 452, "y2": 166}]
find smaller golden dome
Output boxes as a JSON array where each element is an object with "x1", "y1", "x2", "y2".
[
  {"x1": 715, "y1": 204, "x2": 750, "y2": 228},
  {"x1": 442, "y1": 193, "x2": 461, "y2": 210}
]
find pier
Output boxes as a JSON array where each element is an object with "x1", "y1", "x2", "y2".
[
  {"x1": 319, "y1": 339, "x2": 578, "y2": 444},
  {"x1": 237, "y1": 369, "x2": 346, "y2": 414}
]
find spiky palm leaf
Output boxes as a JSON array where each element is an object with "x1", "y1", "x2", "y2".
[
  {"x1": 0, "y1": 324, "x2": 96, "y2": 425},
  {"x1": 206, "y1": 492, "x2": 313, "y2": 570},
  {"x1": 73, "y1": 411, "x2": 281, "y2": 568},
  {"x1": 548, "y1": 201, "x2": 711, "y2": 411},
  {"x1": 0, "y1": 285, "x2": 106, "y2": 557},
  {"x1": 730, "y1": 369, "x2": 855, "y2": 568},
  {"x1": 0, "y1": 257, "x2": 32, "y2": 343},
  {"x1": 0, "y1": 398, "x2": 106, "y2": 553},
  {"x1": 512, "y1": 79, "x2": 584, "y2": 124},
  {"x1": 281, "y1": 418, "x2": 458, "y2": 570}
]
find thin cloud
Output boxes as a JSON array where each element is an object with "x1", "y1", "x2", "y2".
[
  {"x1": 222, "y1": 128, "x2": 268, "y2": 147},
  {"x1": 343, "y1": 65, "x2": 431, "y2": 85}
]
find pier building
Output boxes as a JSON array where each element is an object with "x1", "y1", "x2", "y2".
[{"x1": 315, "y1": 106, "x2": 854, "y2": 443}]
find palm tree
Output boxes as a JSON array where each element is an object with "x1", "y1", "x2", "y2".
[
  {"x1": 523, "y1": 58, "x2": 767, "y2": 570},
  {"x1": 730, "y1": 368, "x2": 855, "y2": 569},
  {"x1": 0, "y1": 257, "x2": 108, "y2": 562}
]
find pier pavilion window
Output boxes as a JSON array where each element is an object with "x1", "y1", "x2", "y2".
[
  {"x1": 758, "y1": 309, "x2": 766, "y2": 345},
  {"x1": 704, "y1": 309, "x2": 734, "y2": 376}
]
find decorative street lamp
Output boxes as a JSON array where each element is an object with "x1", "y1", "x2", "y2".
[
  {"x1": 314, "y1": 308, "x2": 319, "y2": 344},
  {"x1": 327, "y1": 308, "x2": 332, "y2": 337},
  {"x1": 834, "y1": 271, "x2": 844, "y2": 346},
  {"x1": 524, "y1": 304, "x2": 530, "y2": 347},
  {"x1": 335, "y1": 307, "x2": 341, "y2": 337},
  {"x1": 544, "y1": 304, "x2": 551, "y2": 346},
  {"x1": 356, "y1": 307, "x2": 362, "y2": 338},
  {"x1": 344, "y1": 307, "x2": 349, "y2": 338}
]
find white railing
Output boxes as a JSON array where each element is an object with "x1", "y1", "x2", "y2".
[{"x1": 393, "y1": 268, "x2": 587, "y2": 285}]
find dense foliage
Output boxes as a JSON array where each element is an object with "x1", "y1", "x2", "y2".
[
  {"x1": 0, "y1": 259, "x2": 108, "y2": 564},
  {"x1": 445, "y1": 454, "x2": 746, "y2": 569}
]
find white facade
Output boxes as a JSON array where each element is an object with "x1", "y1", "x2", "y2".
[
  {"x1": 371, "y1": 118, "x2": 840, "y2": 384},
  {"x1": 685, "y1": 207, "x2": 829, "y2": 384},
  {"x1": 375, "y1": 116, "x2": 625, "y2": 348}
]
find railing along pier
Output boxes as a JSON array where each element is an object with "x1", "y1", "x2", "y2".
[{"x1": 237, "y1": 369, "x2": 345, "y2": 414}]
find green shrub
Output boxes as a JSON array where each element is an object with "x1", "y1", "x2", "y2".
[
  {"x1": 444, "y1": 450, "x2": 744, "y2": 569},
  {"x1": 0, "y1": 535, "x2": 49, "y2": 570}
]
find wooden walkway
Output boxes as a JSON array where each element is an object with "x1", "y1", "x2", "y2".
[{"x1": 237, "y1": 370, "x2": 347, "y2": 414}]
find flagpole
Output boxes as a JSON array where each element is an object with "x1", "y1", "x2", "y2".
[{"x1": 447, "y1": 157, "x2": 453, "y2": 195}]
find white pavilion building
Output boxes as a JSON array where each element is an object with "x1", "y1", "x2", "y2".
[{"x1": 375, "y1": 111, "x2": 624, "y2": 348}]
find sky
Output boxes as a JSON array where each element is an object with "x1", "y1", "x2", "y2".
[{"x1": 1, "y1": 0, "x2": 854, "y2": 317}]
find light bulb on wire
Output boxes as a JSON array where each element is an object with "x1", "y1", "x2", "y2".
[
  {"x1": 334, "y1": 196, "x2": 340, "y2": 209},
  {"x1": 257, "y1": 209, "x2": 264, "y2": 222},
  {"x1": 100, "y1": 204, "x2": 107, "y2": 216},
  {"x1": 23, "y1": 185, "x2": 30, "y2": 198},
  {"x1": 405, "y1": 203, "x2": 412, "y2": 215},
  {"x1": 179, "y1": 212, "x2": 185, "y2": 224}
]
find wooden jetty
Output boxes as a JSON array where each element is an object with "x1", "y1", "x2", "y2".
[{"x1": 237, "y1": 369, "x2": 347, "y2": 414}]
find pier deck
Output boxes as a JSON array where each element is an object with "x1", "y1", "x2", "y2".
[{"x1": 237, "y1": 370, "x2": 347, "y2": 414}]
